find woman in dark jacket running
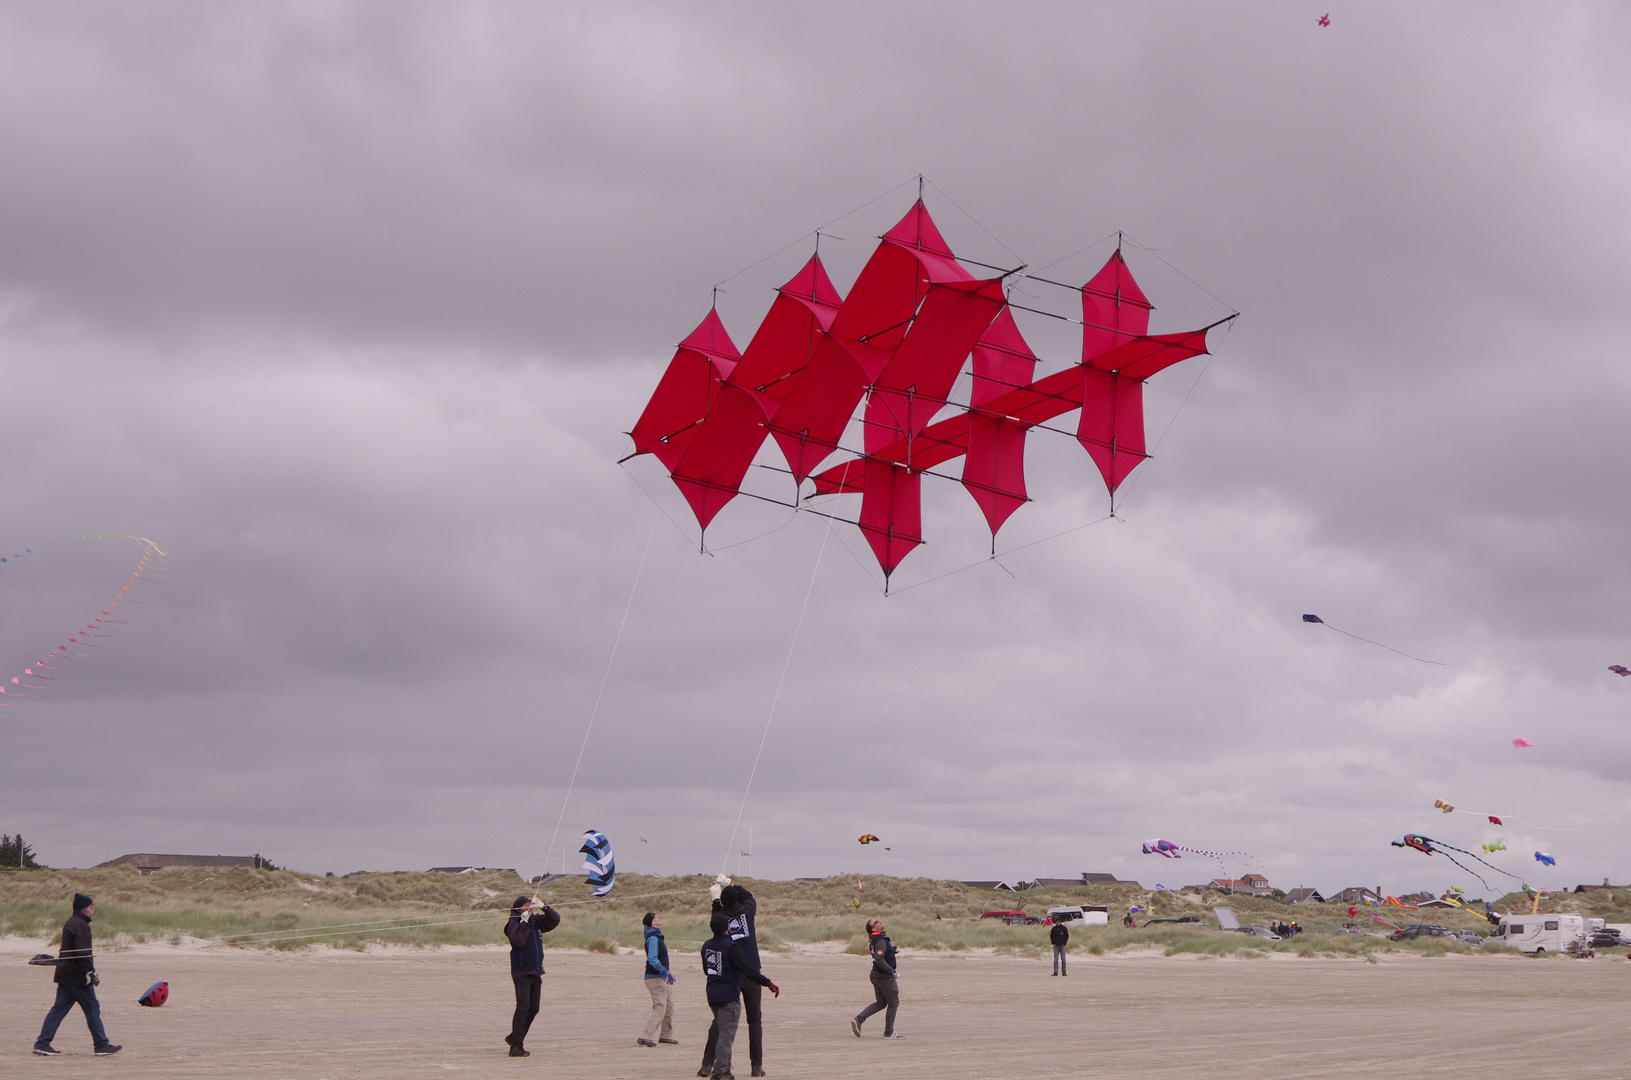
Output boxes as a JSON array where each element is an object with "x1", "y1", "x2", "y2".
[
  {"x1": 850, "y1": 918, "x2": 901, "y2": 1039},
  {"x1": 503, "y1": 895, "x2": 558, "y2": 1057}
]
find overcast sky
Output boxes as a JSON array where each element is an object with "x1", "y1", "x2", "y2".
[{"x1": 2, "y1": 2, "x2": 1628, "y2": 897}]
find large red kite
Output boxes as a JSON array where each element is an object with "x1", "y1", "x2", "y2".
[{"x1": 625, "y1": 199, "x2": 1232, "y2": 583}]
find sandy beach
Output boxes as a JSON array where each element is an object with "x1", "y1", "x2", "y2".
[{"x1": 4, "y1": 939, "x2": 1624, "y2": 1078}]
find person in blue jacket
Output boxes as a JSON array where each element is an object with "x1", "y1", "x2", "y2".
[
  {"x1": 503, "y1": 895, "x2": 558, "y2": 1057},
  {"x1": 637, "y1": 912, "x2": 678, "y2": 1047}
]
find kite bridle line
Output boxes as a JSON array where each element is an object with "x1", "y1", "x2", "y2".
[
  {"x1": 720, "y1": 509, "x2": 835, "y2": 876},
  {"x1": 537, "y1": 521, "x2": 656, "y2": 879}
]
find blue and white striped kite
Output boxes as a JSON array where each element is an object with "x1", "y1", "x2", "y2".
[{"x1": 580, "y1": 829, "x2": 615, "y2": 897}]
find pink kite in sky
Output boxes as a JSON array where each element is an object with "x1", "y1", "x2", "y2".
[
  {"x1": 1512, "y1": 737, "x2": 1534, "y2": 748},
  {"x1": 1318, "y1": 14, "x2": 1330, "y2": 27}
]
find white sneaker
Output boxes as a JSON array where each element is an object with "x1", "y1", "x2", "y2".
[{"x1": 883, "y1": 1032, "x2": 904, "y2": 1040}]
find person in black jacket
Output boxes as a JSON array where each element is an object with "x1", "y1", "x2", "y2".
[
  {"x1": 701, "y1": 883, "x2": 768, "y2": 1076},
  {"x1": 33, "y1": 893, "x2": 119, "y2": 1057},
  {"x1": 503, "y1": 895, "x2": 558, "y2": 1057},
  {"x1": 1050, "y1": 919, "x2": 1069, "y2": 976},
  {"x1": 850, "y1": 918, "x2": 901, "y2": 1039},
  {"x1": 700, "y1": 911, "x2": 778, "y2": 1080}
]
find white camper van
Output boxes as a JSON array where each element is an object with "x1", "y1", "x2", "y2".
[{"x1": 1490, "y1": 913, "x2": 1587, "y2": 953}]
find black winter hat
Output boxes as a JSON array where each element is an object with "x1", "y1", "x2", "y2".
[
  {"x1": 642, "y1": 912, "x2": 656, "y2": 927},
  {"x1": 72, "y1": 893, "x2": 93, "y2": 912}
]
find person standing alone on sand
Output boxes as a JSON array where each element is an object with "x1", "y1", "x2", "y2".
[
  {"x1": 33, "y1": 893, "x2": 119, "y2": 1057},
  {"x1": 700, "y1": 911, "x2": 779, "y2": 1080},
  {"x1": 1050, "y1": 918, "x2": 1069, "y2": 975},
  {"x1": 850, "y1": 918, "x2": 901, "y2": 1039},
  {"x1": 503, "y1": 895, "x2": 558, "y2": 1057},
  {"x1": 638, "y1": 912, "x2": 677, "y2": 1047}
]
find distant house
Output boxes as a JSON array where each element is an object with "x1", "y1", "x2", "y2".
[
  {"x1": 1032, "y1": 877, "x2": 1088, "y2": 888},
  {"x1": 1416, "y1": 898, "x2": 1459, "y2": 909},
  {"x1": 95, "y1": 854, "x2": 257, "y2": 875},
  {"x1": 1573, "y1": 880, "x2": 1626, "y2": 893},
  {"x1": 961, "y1": 880, "x2": 1019, "y2": 892},
  {"x1": 1208, "y1": 874, "x2": 1274, "y2": 898},
  {"x1": 1330, "y1": 886, "x2": 1382, "y2": 906},
  {"x1": 428, "y1": 866, "x2": 524, "y2": 880},
  {"x1": 1284, "y1": 888, "x2": 1326, "y2": 904},
  {"x1": 1080, "y1": 872, "x2": 1142, "y2": 886}
]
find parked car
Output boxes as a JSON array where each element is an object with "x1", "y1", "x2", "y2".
[
  {"x1": 1145, "y1": 916, "x2": 1203, "y2": 925},
  {"x1": 1388, "y1": 924, "x2": 1452, "y2": 941},
  {"x1": 1588, "y1": 928, "x2": 1623, "y2": 948},
  {"x1": 1451, "y1": 930, "x2": 1484, "y2": 944},
  {"x1": 979, "y1": 910, "x2": 1042, "y2": 925},
  {"x1": 1239, "y1": 926, "x2": 1282, "y2": 940}
]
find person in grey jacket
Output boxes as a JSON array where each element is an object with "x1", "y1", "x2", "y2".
[
  {"x1": 850, "y1": 918, "x2": 901, "y2": 1039},
  {"x1": 34, "y1": 893, "x2": 120, "y2": 1057}
]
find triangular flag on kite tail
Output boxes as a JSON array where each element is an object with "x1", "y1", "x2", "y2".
[{"x1": 579, "y1": 830, "x2": 615, "y2": 897}]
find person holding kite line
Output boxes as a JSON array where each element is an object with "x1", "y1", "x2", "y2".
[
  {"x1": 701, "y1": 883, "x2": 768, "y2": 1076},
  {"x1": 34, "y1": 893, "x2": 120, "y2": 1057},
  {"x1": 1050, "y1": 917, "x2": 1069, "y2": 976},
  {"x1": 637, "y1": 912, "x2": 678, "y2": 1047},
  {"x1": 851, "y1": 918, "x2": 902, "y2": 1039},
  {"x1": 700, "y1": 911, "x2": 779, "y2": 1080},
  {"x1": 503, "y1": 895, "x2": 558, "y2": 1057}
]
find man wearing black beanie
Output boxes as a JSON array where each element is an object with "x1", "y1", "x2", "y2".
[{"x1": 34, "y1": 893, "x2": 120, "y2": 1057}]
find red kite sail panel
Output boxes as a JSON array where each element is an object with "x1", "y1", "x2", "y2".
[
  {"x1": 624, "y1": 198, "x2": 1231, "y2": 583},
  {"x1": 628, "y1": 309, "x2": 741, "y2": 472}
]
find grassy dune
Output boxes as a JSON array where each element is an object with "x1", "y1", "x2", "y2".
[{"x1": 3, "y1": 866, "x2": 1626, "y2": 959}]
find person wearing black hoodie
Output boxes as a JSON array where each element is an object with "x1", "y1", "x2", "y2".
[
  {"x1": 503, "y1": 895, "x2": 559, "y2": 1057},
  {"x1": 1050, "y1": 919, "x2": 1069, "y2": 975},
  {"x1": 33, "y1": 893, "x2": 119, "y2": 1057},
  {"x1": 701, "y1": 883, "x2": 768, "y2": 1076},
  {"x1": 699, "y1": 911, "x2": 778, "y2": 1080}
]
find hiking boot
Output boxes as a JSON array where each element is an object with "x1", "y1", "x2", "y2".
[
  {"x1": 698, "y1": 1069, "x2": 712, "y2": 1077},
  {"x1": 638, "y1": 1039, "x2": 657, "y2": 1047},
  {"x1": 850, "y1": 1018, "x2": 862, "y2": 1037},
  {"x1": 659, "y1": 1037, "x2": 680, "y2": 1045},
  {"x1": 33, "y1": 1046, "x2": 61, "y2": 1057},
  {"x1": 883, "y1": 1031, "x2": 904, "y2": 1040},
  {"x1": 509, "y1": 1045, "x2": 530, "y2": 1057},
  {"x1": 711, "y1": 1073, "x2": 734, "y2": 1080},
  {"x1": 752, "y1": 1068, "x2": 767, "y2": 1077},
  {"x1": 95, "y1": 1045, "x2": 123, "y2": 1056}
]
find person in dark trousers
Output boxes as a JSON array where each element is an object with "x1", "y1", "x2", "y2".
[
  {"x1": 638, "y1": 912, "x2": 677, "y2": 1047},
  {"x1": 850, "y1": 918, "x2": 901, "y2": 1039},
  {"x1": 700, "y1": 911, "x2": 778, "y2": 1080},
  {"x1": 1050, "y1": 918, "x2": 1069, "y2": 975},
  {"x1": 701, "y1": 883, "x2": 768, "y2": 1076},
  {"x1": 34, "y1": 893, "x2": 119, "y2": 1057},
  {"x1": 503, "y1": 895, "x2": 558, "y2": 1057}
]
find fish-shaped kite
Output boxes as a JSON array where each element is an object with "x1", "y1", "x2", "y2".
[
  {"x1": 1534, "y1": 851, "x2": 1556, "y2": 867},
  {"x1": 1483, "y1": 841, "x2": 1506, "y2": 854},
  {"x1": 1512, "y1": 737, "x2": 1534, "y2": 748},
  {"x1": 1488, "y1": 816, "x2": 1502, "y2": 825}
]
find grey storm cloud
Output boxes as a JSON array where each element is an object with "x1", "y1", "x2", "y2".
[{"x1": 0, "y1": 1, "x2": 1628, "y2": 894}]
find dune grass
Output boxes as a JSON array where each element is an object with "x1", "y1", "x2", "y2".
[{"x1": 2, "y1": 866, "x2": 1620, "y2": 959}]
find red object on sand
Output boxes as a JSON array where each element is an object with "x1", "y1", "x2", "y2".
[{"x1": 138, "y1": 981, "x2": 168, "y2": 1007}]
